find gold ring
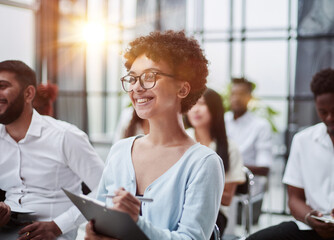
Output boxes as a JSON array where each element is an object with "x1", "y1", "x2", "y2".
[{"x1": 26, "y1": 231, "x2": 30, "y2": 236}]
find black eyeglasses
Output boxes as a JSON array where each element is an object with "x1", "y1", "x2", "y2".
[{"x1": 120, "y1": 72, "x2": 175, "y2": 92}]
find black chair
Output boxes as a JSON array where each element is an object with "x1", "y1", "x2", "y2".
[
  {"x1": 244, "y1": 166, "x2": 270, "y2": 226},
  {"x1": 212, "y1": 224, "x2": 221, "y2": 240}
]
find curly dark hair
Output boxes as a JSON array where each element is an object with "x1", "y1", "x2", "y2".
[
  {"x1": 123, "y1": 30, "x2": 208, "y2": 113},
  {"x1": 0, "y1": 60, "x2": 36, "y2": 89},
  {"x1": 231, "y1": 77, "x2": 255, "y2": 93},
  {"x1": 311, "y1": 68, "x2": 334, "y2": 98}
]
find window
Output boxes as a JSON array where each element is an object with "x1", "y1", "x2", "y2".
[{"x1": 0, "y1": 1, "x2": 36, "y2": 67}]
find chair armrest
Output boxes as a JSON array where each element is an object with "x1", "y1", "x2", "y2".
[{"x1": 245, "y1": 165, "x2": 269, "y2": 177}]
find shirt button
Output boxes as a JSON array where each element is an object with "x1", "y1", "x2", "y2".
[
  {"x1": 143, "y1": 203, "x2": 145, "y2": 206},
  {"x1": 148, "y1": 188, "x2": 151, "y2": 191}
]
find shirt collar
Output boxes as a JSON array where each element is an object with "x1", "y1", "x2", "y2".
[
  {"x1": 0, "y1": 109, "x2": 42, "y2": 140},
  {"x1": 312, "y1": 122, "x2": 333, "y2": 149},
  {"x1": 0, "y1": 109, "x2": 43, "y2": 141},
  {"x1": 26, "y1": 109, "x2": 43, "y2": 137},
  {"x1": 0, "y1": 123, "x2": 6, "y2": 138},
  {"x1": 233, "y1": 110, "x2": 252, "y2": 123}
]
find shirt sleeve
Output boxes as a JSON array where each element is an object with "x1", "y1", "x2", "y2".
[
  {"x1": 226, "y1": 140, "x2": 246, "y2": 183},
  {"x1": 254, "y1": 121, "x2": 273, "y2": 167},
  {"x1": 137, "y1": 154, "x2": 225, "y2": 240},
  {"x1": 96, "y1": 151, "x2": 113, "y2": 203},
  {"x1": 282, "y1": 135, "x2": 304, "y2": 188},
  {"x1": 53, "y1": 126, "x2": 105, "y2": 234}
]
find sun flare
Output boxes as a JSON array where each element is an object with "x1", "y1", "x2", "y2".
[{"x1": 81, "y1": 22, "x2": 106, "y2": 44}]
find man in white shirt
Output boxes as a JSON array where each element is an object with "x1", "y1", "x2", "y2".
[
  {"x1": 225, "y1": 78, "x2": 273, "y2": 174},
  {"x1": 225, "y1": 77, "x2": 273, "y2": 225},
  {"x1": 0, "y1": 60, "x2": 104, "y2": 240},
  {"x1": 246, "y1": 68, "x2": 334, "y2": 240}
]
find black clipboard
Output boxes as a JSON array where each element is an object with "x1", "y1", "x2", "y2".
[{"x1": 62, "y1": 189, "x2": 149, "y2": 240}]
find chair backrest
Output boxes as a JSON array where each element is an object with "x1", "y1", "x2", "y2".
[
  {"x1": 236, "y1": 167, "x2": 254, "y2": 195},
  {"x1": 212, "y1": 224, "x2": 221, "y2": 240},
  {"x1": 234, "y1": 167, "x2": 255, "y2": 236}
]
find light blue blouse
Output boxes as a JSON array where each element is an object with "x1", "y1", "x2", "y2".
[{"x1": 97, "y1": 136, "x2": 225, "y2": 240}]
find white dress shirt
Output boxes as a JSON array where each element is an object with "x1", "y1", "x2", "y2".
[
  {"x1": 0, "y1": 110, "x2": 104, "y2": 240},
  {"x1": 283, "y1": 123, "x2": 334, "y2": 230},
  {"x1": 225, "y1": 111, "x2": 273, "y2": 167}
]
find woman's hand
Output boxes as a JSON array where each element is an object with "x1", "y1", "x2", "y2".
[
  {"x1": 111, "y1": 188, "x2": 141, "y2": 222},
  {"x1": 85, "y1": 221, "x2": 118, "y2": 240}
]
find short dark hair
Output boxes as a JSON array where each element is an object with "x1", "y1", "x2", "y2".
[
  {"x1": 231, "y1": 77, "x2": 255, "y2": 93},
  {"x1": 311, "y1": 68, "x2": 334, "y2": 98},
  {"x1": 123, "y1": 30, "x2": 208, "y2": 113},
  {"x1": 0, "y1": 60, "x2": 37, "y2": 89}
]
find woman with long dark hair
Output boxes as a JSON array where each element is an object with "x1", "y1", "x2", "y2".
[{"x1": 186, "y1": 88, "x2": 245, "y2": 236}]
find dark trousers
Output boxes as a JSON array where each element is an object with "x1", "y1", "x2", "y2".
[
  {"x1": 246, "y1": 221, "x2": 334, "y2": 240},
  {"x1": 211, "y1": 212, "x2": 228, "y2": 240},
  {"x1": 0, "y1": 225, "x2": 23, "y2": 240},
  {"x1": 217, "y1": 211, "x2": 228, "y2": 237}
]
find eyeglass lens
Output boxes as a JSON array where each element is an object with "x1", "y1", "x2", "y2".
[{"x1": 122, "y1": 72, "x2": 156, "y2": 92}]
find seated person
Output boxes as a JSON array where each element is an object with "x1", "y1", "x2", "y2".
[
  {"x1": 85, "y1": 30, "x2": 225, "y2": 240},
  {"x1": 185, "y1": 88, "x2": 246, "y2": 236},
  {"x1": 33, "y1": 82, "x2": 58, "y2": 117},
  {"x1": 0, "y1": 60, "x2": 104, "y2": 240},
  {"x1": 246, "y1": 68, "x2": 334, "y2": 240},
  {"x1": 225, "y1": 77, "x2": 273, "y2": 224},
  {"x1": 225, "y1": 77, "x2": 273, "y2": 174}
]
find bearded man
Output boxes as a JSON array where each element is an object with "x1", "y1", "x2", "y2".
[{"x1": 0, "y1": 60, "x2": 104, "y2": 240}]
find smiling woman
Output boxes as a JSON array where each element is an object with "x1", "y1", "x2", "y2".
[{"x1": 85, "y1": 30, "x2": 225, "y2": 240}]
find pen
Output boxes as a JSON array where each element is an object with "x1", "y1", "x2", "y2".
[{"x1": 102, "y1": 194, "x2": 153, "y2": 202}]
